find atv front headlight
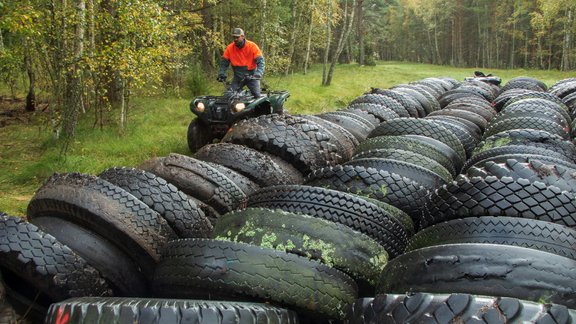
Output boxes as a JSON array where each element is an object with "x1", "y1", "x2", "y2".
[
  {"x1": 196, "y1": 102, "x2": 205, "y2": 112},
  {"x1": 233, "y1": 102, "x2": 246, "y2": 112}
]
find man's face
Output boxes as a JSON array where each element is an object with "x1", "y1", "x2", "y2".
[{"x1": 234, "y1": 35, "x2": 245, "y2": 46}]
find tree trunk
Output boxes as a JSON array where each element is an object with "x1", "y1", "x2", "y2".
[
  {"x1": 324, "y1": 0, "x2": 356, "y2": 86},
  {"x1": 510, "y1": 6, "x2": 516, "y2": 69},
  {"x1": 24, "y1": 42, "x2": 36, "y2": 112},
  {"x1": 357, "y1": 0, "x2": 364, "y2": 65},
  {"x1": 322, "y1": 1, "x2": 332, "y2": 85},
  {"x1": 61, "y1": 0, "x2": 85, "y2": 143},
  {"x1": 260, "y1": 0, "x2": 267, "y2": 52},
  {"x1": 561, "y1": 9, "x2": 572, "y2": 71},
  {"x1": 286, "y1": 0, "x2": 299, "y2": 76},
  {"x1": 303, "y1": 0, "x2": 315, "y2": 74}
]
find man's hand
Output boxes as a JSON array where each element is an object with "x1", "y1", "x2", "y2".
[{"x1": 216, "y1": 74, "x2": 227, "y2": 82}]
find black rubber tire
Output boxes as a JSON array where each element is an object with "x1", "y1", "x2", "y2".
[
  {"x1": 351, "y1": 149, "x2": 453, "y2": 183},
  {"x1": 247, "y1": 185, "x2": 408, "y2": 258},
  {"x1": 368, "y1": 88, "x2": 420, "y2": 118},
  {"x1": 426, "y1": 115, "x2": 482, "y2": 140},
  {"x1": 390, "y1": 87, "x2": 431, "y2": 116},
  {"x1": 187, "y1": 119, "x2": 214, "y2": 152},
  {"x1": 318, "y1": 112, "x2": 372, "y2": 141},
  {"x1": 550, "y1": 82, "x2": 576, "y2": 99},
  {"x1": 368, "y1": 118, "x2": 467, "y2": 163},
  {"x1": 300, "y1": 114, "x2": 358, "y2": 162},
  {"x1": 99, "y1": 167, "x2": 212, "y2": 238},
  {"x1": 346, "y1": 103, "x2": 401, "y2": 122},
  {"x1": 0, "y1": 215, "x2": 112, "y2": 322},
  {"x1": 465, "y1": 153, "x2": 576, "y2": 173},
  {"x1": 152, "y1": 238, "x2": 357, "y2": 320},
  {"x1": 194, "y1": 143, "x2": 305, "y2": 187},
  {"x1": 392, "y1": 85, "x2": 438, "y2": 114},
  {"x1": 305, "y1": 165, "x2": 429, "y2": 220},
  {"x1": 493, "y1": 88, "x2": 532, "y2": 111},
  {"x1": 493, "y1": 109, "x2": 569, "y2": 129},
  {"x1": 483, "y1": 116, "x2": 570, "y2": 140},
  {"x1": 377, "y1": 244, "x2": 576, "y2": 308},
  {"x1": 352, "y1": 195, "x2": 415, "y2": 238},
  {"x1": 344, "y1": 158, "x2": 447, "y2": 190},
  {"x1": 474, "y1": 129, "x2": 576, "y2": 161},
  {"x1": 410, "y1": 80, "x2": 443, "y2": 98},
  {"x1": 348, "y1": 292, "x2": 576, "y2": 324},
  {"x1": 424, "y1": 117, "x2": 478, "y2": 158},
  {"x1": 26, "y1": 172, "x2": 175, "y2": 279},
  {"x1": 30, "y1": 216, "x2": 147, "y2": 297},
  {"x1": 204, "y1": 161, "x2": 260, "y2": 197},
  {"x1": 141, "y1": 153, "x2": 249, "y2": 214},
  {"x1": 46, "y1": 297, "x2": 299, "y2": 324},
  {"x1": 426, "y1": 108, "x2": 489, "y2": 131},
  {"x1": 504, "y1": 98, "x2": 571, "y2": 123},
  {"x1": 466, "y1": 158, "x2": 576, "y2": 194},
  {"x1": 505, "y1": 91, "x2": 568, "y2": 109},
  {"x1": 349, "y1": 94, "x2": 411, "y2": 117},
  {"x1": 501, "y1": 80, "x2": 546, "y2": 92},
  {"x1": 213, "y1": 207, "x2": 388, "y2": 293},
  {"x1": 422, "y1": 175, "x2": 576, "y2": 229},
  {"x1": 330, "y1": 110, "x2": 378, "y2": 129},
  {"x1": 462, "y1": 145, "x2": 573, "y2": 173},
  {"x1": 222, "y1": 114, "x2": 341, "y2": 173},
  {"x1": 406, "y1": 216, "x2": 576, "y2": 260},
  {"x1": 444, "y1": 101, "x2": 497, "y2": 122},
  {"x1": 354, "y1": 135, "x2": 457, "y2": 176},
  {"x1": 508, "y1": 76, "x2": 548, "y2": 91}
]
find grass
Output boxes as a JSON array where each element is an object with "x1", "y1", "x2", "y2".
[{"x1": 0, "y1": 61, "x2": 574, "y2": 216}]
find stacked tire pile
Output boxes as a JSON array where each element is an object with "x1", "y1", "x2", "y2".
[
  {"x1": 2, "y1": 76, "x2": 576, "y2": 323},
  {"x1": 349, "y1": 77, "x2": 576, "y2": 322}
]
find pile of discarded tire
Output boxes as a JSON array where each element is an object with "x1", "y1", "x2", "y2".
[{"x1": 2, "y1": 76, "x2": 576, "y2": 323}]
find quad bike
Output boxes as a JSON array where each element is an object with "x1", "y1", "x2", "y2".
[{"x1": 187, "y1": 77, "x2": 290, "y2": 152}]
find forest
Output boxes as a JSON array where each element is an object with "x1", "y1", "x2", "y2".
[{"x1": 1, "y1": 0, "x2": 575, "y2": 141}]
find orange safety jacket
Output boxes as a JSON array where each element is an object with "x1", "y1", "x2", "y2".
[{"x1": 220, "y1": 40, "x2": 265, "y2": 79}]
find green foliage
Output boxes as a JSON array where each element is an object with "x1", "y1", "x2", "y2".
[{"x1": 185, "y1": 62, "x2": 210, "y2": 97}]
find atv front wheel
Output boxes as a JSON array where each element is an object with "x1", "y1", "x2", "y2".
[{"x1": 187, "y1": 120, "x2": 214, "y2": 152}]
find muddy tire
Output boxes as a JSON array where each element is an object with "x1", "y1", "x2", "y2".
[
  {"x1": 213, "y1": 207, "x2": 388, "y2": 294},
  {"x1": 187, "y1": 119, "x2": 214, "y2": 152},
  {"x1": 46, "y1": 297, "x2": 299, "y2": 324},
  {"x1": 348, "y1": 292, "x2": 576, "y2": 324},
  {"x1": 194, "y1": 143, "x2": 304, "y2": 187},
  {"x1": 26, "y1": 173, "x2": 175, "y2": 279},
  {"x1": 377, "y1": 244, "x2": 576, "y2": 308},
  {"x1": 300, "y1": 114, "x2": 359, "y2": 161},
  {"x1": 346, "y1": 103, "x2": 400, "y2": 122},
  {"x1": 247, "y1": 185, "x2": 408, "y2": 257},
  {"x1": 153, "y1": 238, "x2": 357, "y2": 320},
  {"x1": 99, "y1": 167, "x2": 213, "y2": 238},
  {"x1": 0, "y1": 215, "x2": 112, "y2": 322},
  {"x1": 141, "y1": 153, "x2": 249, "y2": 214},
  {"x1": 222, "y1": 114, "x2": 340, "y2": 173}
]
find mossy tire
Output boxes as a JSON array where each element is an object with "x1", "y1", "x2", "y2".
[{"x1": 213, "y1": 207, "x2": 388, "y2": 295}]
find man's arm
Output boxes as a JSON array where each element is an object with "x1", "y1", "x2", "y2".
[{"x1": 254, "y1": 56, "x2": 265, "y2": 78}]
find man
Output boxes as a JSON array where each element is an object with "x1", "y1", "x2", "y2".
[{"x1": 217, "y1": 28, "x2": 265, "y2": 97}]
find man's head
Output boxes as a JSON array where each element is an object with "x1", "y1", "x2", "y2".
[{"x1": 232, "y1": 28, "x2": 245, "y2": 46}]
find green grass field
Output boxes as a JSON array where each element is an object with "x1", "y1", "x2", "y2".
[{"x1": 1, "y1": 62, "x2": 573, "y2": 216}]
